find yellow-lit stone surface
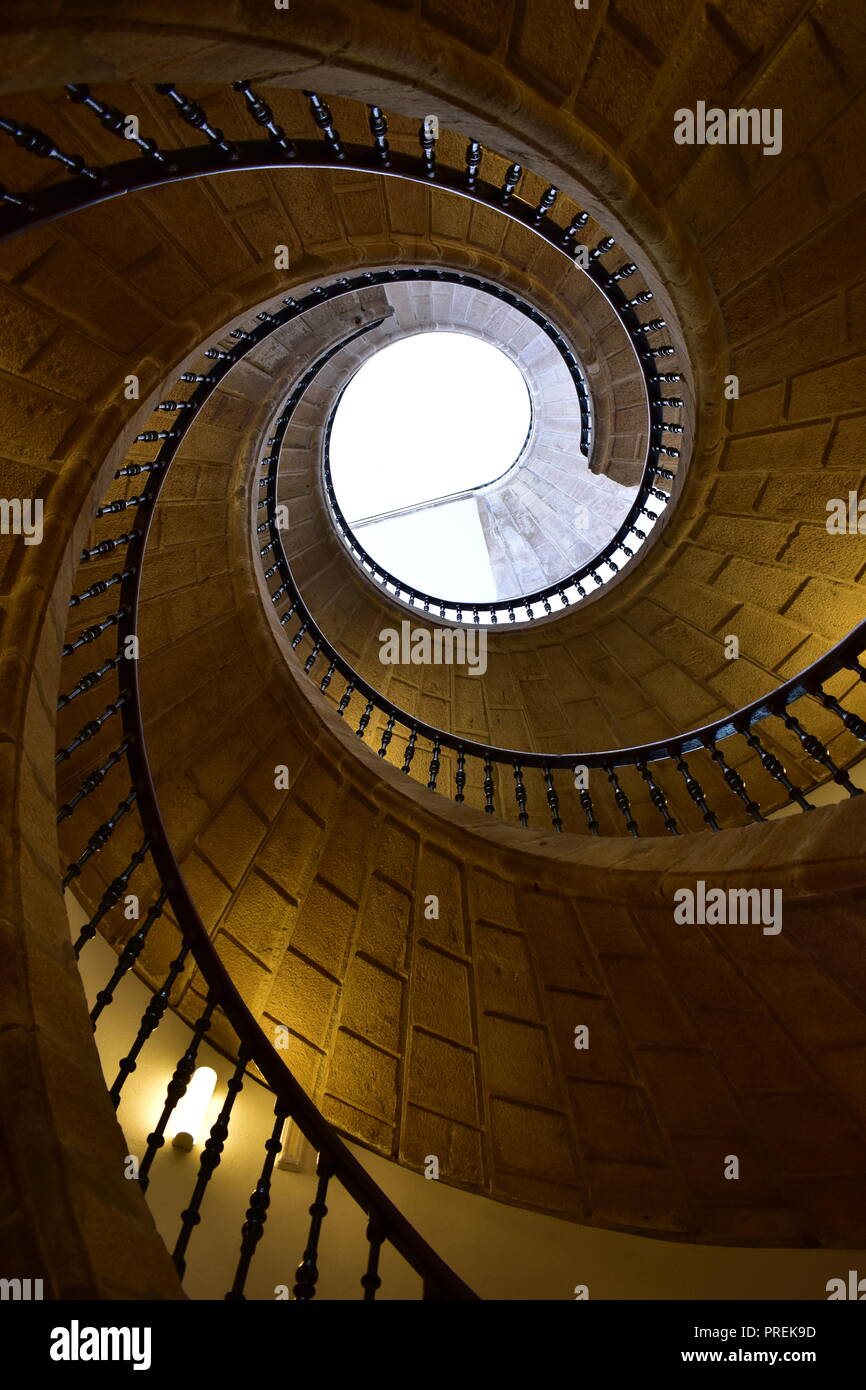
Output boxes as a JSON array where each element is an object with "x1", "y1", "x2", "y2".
[{"x1": 1, "y1": 0, "x2": 866, "y2": 1285}]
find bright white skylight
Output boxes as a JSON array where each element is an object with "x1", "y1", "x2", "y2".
[
  {"x1": 329, "y1": 332, "x2": 531, "y2": 599},
  {"x1": 330, "y1": 333, "x2": 531, "y2": 521}
]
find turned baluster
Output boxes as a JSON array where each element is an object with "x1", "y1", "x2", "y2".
[
  {"x1": 455, "y1": 746, "x2": 466, "y2": 803},
  {"x1": 636, "y1": 760, "x2": 679, "y2": 834},
  {"x1": 671, "y1": 749, "x2": 720, "y2": 831},
  {"x1": 605, "y1": 766, "x2": 639, "y2": 836},
  {"x1": 512, "y1": 762, "x2": 529, "y2": 827},
  {"x1": 402, "y1": 726, "x2": 418, "y2": 774},
  {"x1": 293, "y1": 1156, "x2": 333, "y2": 1300},
  {"x1": 427, "y1": 738, "x2": 441, "y2": 791},
  {"x1": 543, "y1": 765, "x2": 563, "y2": 833}
]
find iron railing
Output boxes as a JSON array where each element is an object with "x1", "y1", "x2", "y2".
[
  {"x1": 0, "y1": 82, "x2": 684, "y2": 621},
  {"x1": 55, "y1": 351, "x2": 479, "y2": 1303},
  {"x1": 316, "y1": 271, "x2": 672, "y2": 623},
  {"x1": 253, "y1": 325, "x2": 866, "y2": 835},
  {"x1": 19, "y1": 81, "x2": 862, "y2": 1301}
]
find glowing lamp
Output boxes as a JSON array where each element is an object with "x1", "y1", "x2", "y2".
[{"x1": 169, "y1": 1066, "x2": 217, "y2": 1150}]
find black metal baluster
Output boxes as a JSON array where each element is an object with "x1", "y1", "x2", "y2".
[
  {"x1": 532, "y1": 185, "x2": 558, "y2": 225},
  {"x1": 61, "y1": 788, "x2": 137, "y2": 888},
  {"x1": 589, "y1": 235, "x2": 615, "y2": 261},
  {"x1": 427, "y1": 738, "x2": 441, "y2": 791},
  {"x1": 304, "y1": 640, "x2": 321, "y2": 674},
  {"x1": 779, "y1": 709, "x2": 862, "y2": 797},
  {"x1": 0, "y1": 181, "x2": 29, "y2": 209},
  {"x1": 671, "y1": 750, "x2": 720, "y2": 831},
  {"x1": 154, "y1": 84, "x2": 237, "y2": 159},
  {"x1": 738, "y1": 725, "x2": 812, "y2": 814},
  {"x1": 561, "y1": 210, "x2": 589, "y2": 249},
  {"x1": 90, "y1": 890, "x2": 167, "y2": 1025},
  {"x1": 703, "y1": 737, "x2": 765, "y2": 821},
  {"x1": 633, "y1": 316, "x2": 667, "y2": 338},
  {"x1": 109, "y1": 941, "x2": 191, "y2": 1105},
  {"x1": 464, "y1": 140, "x2": 481, "y2": 190},
  {"x1": 134, "y1": 428, "x2": 179, "y2": 443},
  {"x1": 605, "y1": 766, "x2": 639, "y2": 836},
  {"x1": 576, "y1": 775, "x2": 600, "y2": 836},
  {"x1": 68, "y1": 570, "x2": 132, "y2": 607},
  {"x1": 513, "y1": 762, "x2": 528, "y2": 827},
  {"x1": 304, "y1": 91, "x2": 345, "y2": 159},
  {"x1": 80, "y1": 531, "x2": 139, "y2": 562},
  {"x1": 813, "y1": 688, "x2": 866, "y2": 741},
  {"x1": 0, "y1": 115, "x2": 100, "y2": 181},
  {"x1": 293, "y1": 1156, "x2": 333, "y2": 1301},
  {"x1": 55, "y1": 694, "x2": 126, "y2": 763},
  {"x1": 72, "y1": 838, "x2": 150, "y2": 956},
  {"x1": 319, "y1": 658, "x2": 337, "y2": 693},
  {"x1": 636, "y1": 760, "x2": 679, "y2": 834},
  {"x1": 56, "y1": 739, "x2": 129, "y2": 822},
  {"x1": 419, "y1": 118, "x2": 436, "y2": 178},
  {"x1": 368, "y1": 105, "x2": 390, "y2": 165},
  {"x1": 361, "y1": 1217, "x2": 384, "y2": 1301},
  {"x1": 501, "y1": 163, "x2": 521, "y2": 204},
  {"x1": 483, "y1": 754, "x2": 495, "y2": 814},
  {"x1": 226, "y1": 1105, "x2": 289, "y2": 1300},
  {"x1": 62, "y1": 609, "x2": 127, "y2": 656},
  {"x1": 65, "y1": 84, "x2": 171, "y2": 165},
  {"x1": 139, "y1": 995, "x2": 218, "y2": 1191},
  {"x1": 233, "y1": 80, "x2": 297, "y2": 155},
  {"x1": 337, "y1": 678, "x2": 356, "y2": 716},
  {"x1": 543, "y1": 765, "x2": 563, "y2": 833},
  {"x1": 455, "y1": 746, "x2": 466, "y2": 803},
  {"x1": 173, "y1": 1046, "x2": 252, "y2": 1279},
  {"x1": 290, "y1": 620, "x2": 308, "y2": 649},
  {"x1": 378, "y1": 713, "x2": 396, "y2": 758},
  {"x1": 356, "y1": 696, "x2": 374, "y2": 738},
  {"x1": 402, "y1": 725, "x2": 418, "y2": 774}
]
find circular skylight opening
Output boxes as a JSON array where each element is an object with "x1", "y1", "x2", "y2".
[{"x1": 329, "y1": 333, "x2": 532, "y2": 600}]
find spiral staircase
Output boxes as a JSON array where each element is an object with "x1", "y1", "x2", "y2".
[{"x1": 2, "y1": 1, "x2": 866, "y2": 1302}]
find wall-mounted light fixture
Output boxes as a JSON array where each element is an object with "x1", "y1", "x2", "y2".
[
  {"x1": 169, "y1": 1066, "x2": 217, "y2": 1150},
  {"x1": 277, "y1": 1117, "x2": 305, "y2": 1171}
]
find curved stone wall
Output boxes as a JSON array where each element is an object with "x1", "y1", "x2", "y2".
[
  {"x1": 3, "y1": 0, "x2": 866, "y2": 1278},
  {"x1": 55, "y1": 417, "x2": 866, "y2": 1242}
]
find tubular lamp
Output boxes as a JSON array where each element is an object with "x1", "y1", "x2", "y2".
[{"x1": 169, "y1": 1066, "x2": 217, "y2": 1150}]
